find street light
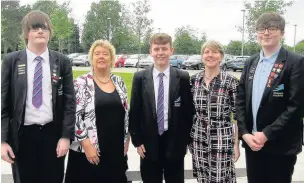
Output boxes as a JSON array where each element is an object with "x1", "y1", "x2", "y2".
[
  {"x1": 293, "y1": 24, "x2": 297, "y2": 52},
  {"x1": 107, "y1": 17, "x2": 112, "y2": 41},
  {"x1": 158, "y1": 28, "x2": 161, "y2": 33},
  {"x1": 241, "y1": 9, "x2": 245, "y2": 56}
]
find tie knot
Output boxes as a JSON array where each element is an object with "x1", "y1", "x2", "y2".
[
  {"x1": 158, "y1": 73, "x2": 165, "y2": 78},
  {"x1": 35, "y1": 56, "x2": 43, "y2": 62}
]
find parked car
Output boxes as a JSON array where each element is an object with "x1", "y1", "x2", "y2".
[
  {"x1": 182, "y1": 55, "x2": 203, "y2": 70},
  {"x1": 72, "y1": 54, "x2": 90, "y2": 67},
  {"x1": 124, "y1": 54, "x2": 148, "y2": 68},
  {"x1": 169, "y1": 55, "x2": 188, "y2": 69},
  {"x1": 139, "y1": 56, "x2": 154, "y2": 68},
  {"x1": 221, "y1": 56, "x2": 249, "y2": 71},
  {"x1": 67, "y1": 53, "x2": 85, "y2": 64},
  {"x1": 114, "y1": 55, "x2": 128, "y2": 68}
]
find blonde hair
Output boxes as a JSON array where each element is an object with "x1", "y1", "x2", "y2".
[
  {"x1": 88, "y1": 40, "x2": 116, "y2": 68},
  {"x1": 201, "y1": 40, "x2": 224, "y2": 57}
]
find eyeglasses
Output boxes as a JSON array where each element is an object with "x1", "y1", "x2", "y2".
[
  {"x1": 30, "y1": 27, "x2": 49, "y2": 32},
  {"x1": 256, "y1": 27, "x2": 279, "y2": 34}
]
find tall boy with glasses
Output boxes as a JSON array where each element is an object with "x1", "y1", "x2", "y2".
[
  {"x1": 1, "y1": 10, "x2": 75, "y2": 183},
  {"x1": 236, "y1": 12, "x2": 304, "y2": 183}
]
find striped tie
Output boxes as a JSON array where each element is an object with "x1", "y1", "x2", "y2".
[
  {"x1": 32, "y1": 56, "x2": 43, "y2": 108},
  {"x1": 157, "y1": 73, "x2": 165, "y2": 135}
]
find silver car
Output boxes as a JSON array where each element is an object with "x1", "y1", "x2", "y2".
[
  {"x1": 72, "y1": 55, "x2": 90, "y2": 67},
  {"x1": 139, "y1": 56, "x2": 154, "y2": 68}
]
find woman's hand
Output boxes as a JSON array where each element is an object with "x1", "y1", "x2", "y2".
[{"x1": 81, "y1": 139, "x2": 100, "y2": 165}]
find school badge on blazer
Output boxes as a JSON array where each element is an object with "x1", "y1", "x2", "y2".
[
  {"x1": 273, "y1": 84, "x2": 284, "y2": 97},
  {"x1": 174, "y1": 96, "x2": 181, "y2": 107}
]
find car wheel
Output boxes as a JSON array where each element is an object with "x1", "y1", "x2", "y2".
[
  {"x1": 118, "y1": 63, "x2": 122, "y2": 68},
  {"x1": 177, "y1": 63, "x2": 181, "y2": 69},
  {"x1": 85, "y1": 62, "x2": 90, "y2": 67},
  {"x1": 233, "y1": 69, "x2": 236, "y2": 72}
]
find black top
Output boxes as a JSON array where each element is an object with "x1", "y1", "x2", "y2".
[{"x1": 94, "y1": 81, "x2": 125, "y2": 159}]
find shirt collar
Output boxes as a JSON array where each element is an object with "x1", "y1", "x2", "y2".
[
  {"x1": 259, "y1": 46, "x2": 281, "y2": 64},
  {"x1": 153, "y1": 66, "x2": 170, "y2": 78},
  {"x1": 26, "y1": 48, "x2": 49, "y2": 63}
]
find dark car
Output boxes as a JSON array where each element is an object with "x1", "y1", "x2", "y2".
[
  {"x1": 222, "y1": 56, "x2": 249, "y2": 71},
  {"x1": 181, "y1": 55, "x2": 203, "y2": 70}
]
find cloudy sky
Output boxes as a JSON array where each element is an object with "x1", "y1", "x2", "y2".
[{"x1": 20, "y1": 0, "x2": 304, "y2": 46}]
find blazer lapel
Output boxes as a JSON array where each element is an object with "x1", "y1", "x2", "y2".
[
  {"x1": 260, "y1": 48, "x2": 286, "y2": 107},
  {"x1": 49, "y1": 50, "x2": 59, "y2": 110},
  {"x1": 168, "y1": 67, "x2": 180, "y2": 124},
  {"x1": 247, "y1": 56, "x2": 260, "y2": 108},
  {"x1": 143, "y1": 67, "x2": 156, "y2": 120},
  {"x1": 16, "y1": 50, "x2": 28, "y2": 114}
]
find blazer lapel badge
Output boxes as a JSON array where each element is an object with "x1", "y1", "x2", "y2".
[
  {"x1": 267, "y1": 63, "x2": 284, "y2": 88},
  {"x1": 51, "y1": 63, "x2": 60, "y2": 83},
  {"x1": 249, "y1": 66, "x2": 257, "y2": 80}
]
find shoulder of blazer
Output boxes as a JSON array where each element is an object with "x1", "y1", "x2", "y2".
[
  {"x1": 175, "y1": 68, "x2": 189, "y2": 79},
  {"x1": 49, "y1": 49, "x2": 70, "y2": 64},
  {"x1": 285, "y1": 49, "x2": 304, "y2": 63},
  {"x1": 4, "y1": 50, "x2": 24, "y2": 61},
  {"x1": 246, "y1": 53, "x2": 259, "y2": 65},
  {"x1": 2, "y1": 50, "x2": 26, "y2": 69},
  {"x1": 134, "y1": 69, "x2": 146, "y2": 79}
]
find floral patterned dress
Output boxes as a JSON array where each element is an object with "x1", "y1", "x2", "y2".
[{"x1": 189, "y1": 69, "x2": 238, "y2": 183}]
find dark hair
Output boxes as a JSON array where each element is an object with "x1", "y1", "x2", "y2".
[
  {"x1": 21, "y1": 10, "x2": 53, "y2": 44},
  {"x1": 256, "y1": 12, "x2": 285, "y2": 32},
  {"x1": 150, "y1": 33, "x2": 172, "y2": 47}
]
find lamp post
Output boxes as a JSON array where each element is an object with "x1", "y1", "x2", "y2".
[
  {"x1": 107, "y1": 17, "x2": 112, "y2": 41},
  {"x1": 241, "y1": 9, "x2": 245, "y2": 56},
  {"x1": 293, "y1": 24, "x2": 297, "y2": 52},
  {"x1": 158, "y1": 28, "x2": 161, "y2": 33}
]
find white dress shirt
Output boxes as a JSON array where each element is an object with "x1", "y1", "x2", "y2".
[
  {"x1": 24, "y1": 48, "x2": 53, "y2": 125},
  {"x1": 153, "y1": 67, "x2": 170, "y2": 131}
]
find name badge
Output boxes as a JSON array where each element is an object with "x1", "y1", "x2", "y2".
[{"x1": 18, "y1": 64, "x2": 26, "y2": 75}]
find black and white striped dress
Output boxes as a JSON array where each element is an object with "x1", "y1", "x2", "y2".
[{"x1": 189, "y1": 69, "x2": 238, "y2": 183}]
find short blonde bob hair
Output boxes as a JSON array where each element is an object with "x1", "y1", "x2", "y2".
[
  {"x1": 201, "y1": 40, "x2": 225, "y2": 58},
  {"x1": 88, "y1": 40, "x2": 116, "y2": 68}
]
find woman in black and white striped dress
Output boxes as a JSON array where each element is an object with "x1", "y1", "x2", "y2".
[{"x1": 189, "y1": 40, "x2": 240, "y2": 183}]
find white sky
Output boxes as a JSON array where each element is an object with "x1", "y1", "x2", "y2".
[{"x1": 19, "y1": 0, "x2": 304, "y2": 46}]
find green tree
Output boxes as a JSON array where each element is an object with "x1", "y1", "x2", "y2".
[
  {"x1": 1, "y1": 1, "x2": 30, "y2": 55},
  {"x1": 51, "y1": 8, "x2": 73, "y2": 53},
  {"x1": 32, "y1": 0, "x2": 73, "y2": 53},
  {"x1": 225, "y1": 40, "x2": 242, "y2": 55},
  {"x1": 82, "y1": 1, "x2": 134, "y2": 52},
  {"x1": 295, "y1": 40, "x2": 304, "y2": 55},
  {"x1": 244, "y1": 41, "x2": 260, "y2": 55},
  {"x1": 244, "y1": 0, "x2": 293, "y2": 42},
  {"x1": 141, "y1": 27, "x2": 154, "y2": 54},
  {"x1": 173, "y1": 26, "x2": 205, "y2": 54},
  {"x1": 68, "y1": 21, "x2": 81, "y2": 53},
  {"x1": 131, "y1": 0, "x2": 153, "y2": 54}
]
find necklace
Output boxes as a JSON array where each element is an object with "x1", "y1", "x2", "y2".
[{"x1": 94, "y1": 74, "x2": 111, "y2": 84}]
